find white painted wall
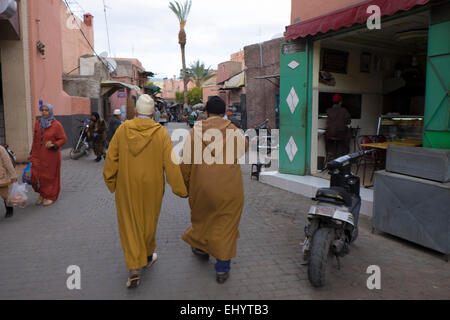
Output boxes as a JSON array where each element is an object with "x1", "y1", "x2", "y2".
[
  {"x1": 311, "y1": 41, "x2": 321, "y2": 174},
  {"x1": 80, "y1": 56, "x2": 98, "y2": 76}
]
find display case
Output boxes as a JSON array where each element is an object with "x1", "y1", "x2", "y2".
[{"x1": 377, "y1": 115, "x2": 424, "y2": 140}]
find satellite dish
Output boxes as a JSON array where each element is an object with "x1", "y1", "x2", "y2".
[
  {"x1": 99, "y1": 51, "x2": 109, "y2": 58},
  {"x1": 0, "y1": 0, "x2": 17, "y2": 19},
  {"x1": 105, "y1": 58, "x2": 117, "y2": 73}
]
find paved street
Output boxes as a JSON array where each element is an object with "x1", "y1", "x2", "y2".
[{"x1": 0, "y1": 123, "x2": 449, "y2": 300}]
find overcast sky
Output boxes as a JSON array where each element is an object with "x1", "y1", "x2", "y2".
[{"x1": 72, "y1": 0, "x2": 291, "y2": 79}]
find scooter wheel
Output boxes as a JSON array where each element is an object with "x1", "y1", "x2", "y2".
[{"x1": 308, "y1": 227, "x2": 335, "y2": 288}]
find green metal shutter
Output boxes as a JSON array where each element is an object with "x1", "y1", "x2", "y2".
[
  {"x1": 423, "y1": 16, "x2": 450, "y2": 149},
  {"x1": 279, "y1": 40, "x2": 310, "y2": 175}
]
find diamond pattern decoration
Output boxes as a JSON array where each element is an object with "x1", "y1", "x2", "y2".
[
  {"x1": 286, "y1": 87, "x2": 299, "y2": 114},
  {"x1": 288, "y1": 60, "x2": 300, "y2": 70},
  {"x1": 285, "y1": 136, "x2": 298, "y2": 163}
]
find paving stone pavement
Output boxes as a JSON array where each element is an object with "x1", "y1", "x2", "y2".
[{"x1": 0, "y1": 123, "x2": 449, "y2": 300}]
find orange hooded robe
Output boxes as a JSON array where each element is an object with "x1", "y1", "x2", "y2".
[{"x1": 180, "y1": 117, "x2": 248, "y2": 261}]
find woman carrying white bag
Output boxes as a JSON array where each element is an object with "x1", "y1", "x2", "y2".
[{"x1": 0, "y1": 145, "x2": 17, "y2": 218}]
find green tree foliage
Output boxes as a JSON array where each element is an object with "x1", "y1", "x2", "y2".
[
  {"x1": 176, "y1": 92, "x2": 185, "y2": 104},
  {"x1": 186, "y1": 87, "x2": 203, "y2": 105},
  {"x1": 176, "y1": 87, "x2": 202, "y2": 105},
  {"x1": 186, "y1": 60, "x2": 215, "y2": 87}
]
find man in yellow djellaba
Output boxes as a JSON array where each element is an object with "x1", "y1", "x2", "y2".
[{"x1": 103, "y1": 94, "x2": 188, "y2": 289}]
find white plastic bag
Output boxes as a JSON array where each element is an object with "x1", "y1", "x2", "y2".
[{"x1": 7, "y1": 182, "x2": 28, "y2": 208}]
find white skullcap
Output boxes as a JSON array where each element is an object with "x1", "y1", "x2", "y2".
[
  {"x1": 136, "y1": 94, "x2": 155, "y2": 116},
  {"x1": 113, "y1": 109, "x2": 121, "y2": 115}
]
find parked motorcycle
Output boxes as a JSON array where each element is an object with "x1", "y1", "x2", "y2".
[
  {"x1": 70, "y1": 119, "x2": 90, "y2": 160},
  {"x1": 302, "y1": 149, "x2": 374, "y2": 287}
]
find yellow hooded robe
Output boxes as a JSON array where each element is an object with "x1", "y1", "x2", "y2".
[{"x1": 103, "y1": 118, "x2": 187, "y2": 270}]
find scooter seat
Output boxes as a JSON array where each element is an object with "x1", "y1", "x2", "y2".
[{"x1": 315, "y1": 187, "x2": 352, "y2": 207}]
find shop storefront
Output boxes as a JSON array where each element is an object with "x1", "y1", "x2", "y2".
[{"x1": 278, "y1": 0, "x2": 450, "y2": 177}]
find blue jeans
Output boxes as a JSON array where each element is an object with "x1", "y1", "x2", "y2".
[{"x1": 215, "y1": 259, "x2": 231, "y2": 273}]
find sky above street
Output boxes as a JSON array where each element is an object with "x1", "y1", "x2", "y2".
[{"x1": 72, "y1": 0, "x2": 291, "y2": 79}]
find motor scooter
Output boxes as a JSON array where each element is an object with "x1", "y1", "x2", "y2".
[
  {"x1": 70, "y1": 119, "x2": 90, "y2": 160},
  {"x1": 302, "y1": 150, "x2": 374, "y2": 287}
]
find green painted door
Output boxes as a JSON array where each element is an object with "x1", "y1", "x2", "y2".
[
  {"x1": 279, "y1": 40, "x2": 310, "y2": 175},
  {"x1": 424, "y1": 19, "x2": 450, "y2": 149}
]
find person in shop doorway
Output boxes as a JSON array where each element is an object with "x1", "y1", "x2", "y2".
[
  {"x1": 88, "y1": 112, "x2": 107, "y2": 162},
  {"x1": 326, "y1": 94, "x2": 352, "y2": 159},
  {"x1": 106, "y1": 109, "x2": 122, "y2": 148}
]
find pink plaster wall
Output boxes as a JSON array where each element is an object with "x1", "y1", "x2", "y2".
[
  {"x1": 230, "y1": 50, "x2": 245, "y2": 67},
  {"x1": 217, "y1": 61, "x2": 243, "y2": 84},
  {"x1": 291, "y1": 0, "x2": 365, "y2": 24},
  {"x1": 202, "y1": 85, "x2": 221, "y2": 105},
  {"x1": 162, "y1": 77, "x2": 195, "y2": 101},
  {"x1": 107, "y1": 58, "x2": 147, "y2": 114},
  {"x1": 109, "y1": 91, "x2": 129, "y2": 114},
  {"x1": 60, "y1": 2, "x2": 94, "y2": 75},
  {"x1": 71, "y1": 96, "x2": 91, "y2": 114},
  {"x1": 29, "y1": 0, "x2": 71, "y2": 120},
  {"x1": 28, "y1": 0, "x2": 90, "y2": 121}
]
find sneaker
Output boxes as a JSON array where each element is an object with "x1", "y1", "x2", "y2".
[
  {"x1": 216, "y1": 272, "x2": 230, "y2": 284},
  {"x1": 145, "y1": 253, "x2": 158, "y2": 269}
]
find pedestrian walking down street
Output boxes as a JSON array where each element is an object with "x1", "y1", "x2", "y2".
[
  {"x1": 106, "y1": 109, "x2": 122, "y2": 148},
  {"x1": 0, "y1": 146, "x2": 17, "y2": 218},
  {"x1": 30, "y1": 104, "x2": 67, "y2": 207},
  {"x1": 88, "y1": 112, "x2": 107, "y2": 162},
  {"x1": 180, "y1": 96, "x2": 248, "y2": 284},
  {"x1": 103, "y1": 94, "x2": 188, "y2": 289},
  {"x1": 154, "y1": 107, "x2": 161, "y2": 124}
]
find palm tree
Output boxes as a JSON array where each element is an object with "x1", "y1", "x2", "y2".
[
  {"x1": 169, "y1": 0, "x2": 192, "y2": 105},
  {"x1": 186, "y1": 60, "x2": 215, "y2": 87}
]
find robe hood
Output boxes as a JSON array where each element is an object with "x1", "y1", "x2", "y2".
[
  {"x1": 123, "y1": 118, "x2": 162, "y2": 156},
  {"x1": 193, "y1": 117, "x2": 245, "y2": 162}
]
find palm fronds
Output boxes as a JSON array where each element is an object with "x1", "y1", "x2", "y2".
[
  {"x1": 186, "y1": 60, "x2": 215, "y2": 87},
  {"x1": 169, "y1": 0, "x2": 192, "y2": 23}
]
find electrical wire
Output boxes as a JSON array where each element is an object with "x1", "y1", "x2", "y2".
[
  {"x1": 102, "y1": 0, "x2": 112, "y2": 56},
  {"x1": 62, "y1": 0, "x2": 111, "y2": 74}
]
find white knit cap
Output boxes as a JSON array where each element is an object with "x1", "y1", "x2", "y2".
[
  {"x1": 136, "y1": 94, "x2": 155, "y2": 116},
  {"x1": 113, "y1": 109, "x2": 121, "y2": 115}
]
